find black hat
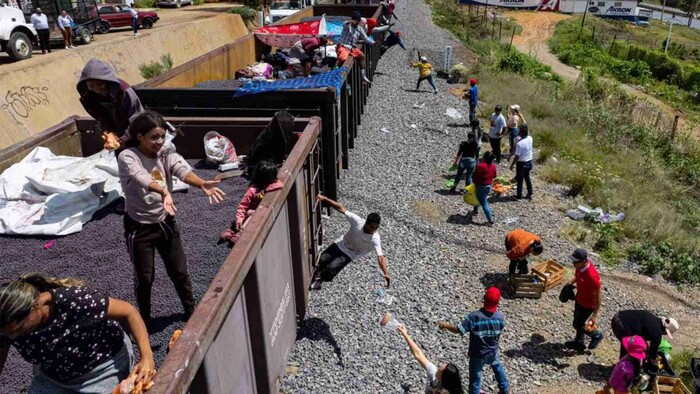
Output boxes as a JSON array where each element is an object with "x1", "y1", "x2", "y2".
[
  {"x1": 352, "y1": 11, "x2": 362, "y2": 21},
  {"x1": 495, "y1": 105, "x2": 502, "y2": 111},
  {"x1": 569, "y1": 248, "x2": 588, "y2": 263}
]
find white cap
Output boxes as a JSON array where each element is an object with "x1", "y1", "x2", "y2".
[
  {"x1": 512, "y1": 104, "x2": 520, "y2": 111},
  {"x1": 420, "y1": 56, "x2": 427, "y2": 62},
  {"x1": 660, "y1": 316, "x2": 679, "y2": 339}
]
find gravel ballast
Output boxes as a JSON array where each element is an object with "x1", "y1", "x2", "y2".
[
  {"x1": 0, "y1": 162, "x2": 246, "y2": 392},
  {"x1": 280, "y1": 1, "x2": 700, "y2": 393}
]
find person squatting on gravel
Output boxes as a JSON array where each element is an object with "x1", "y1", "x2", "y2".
[
  {"x1": 396, "y1": 324, "x2": 464, "y2": 394},
  {"x1": 471, "y1": 151, "x2": 497, "y2": 225},
  {"x1": 337, "y1": 11, "x2": 373, "y2": 84},
  {"x1": 380, "y1": 30, "x2": 406, "y2": 55},
  {"x1": 438, "y1": 287, "x2": 510, "y2": 394},
  {"x1": 565, "y1": 248, "x2": 604, "y2": 352},
  {"x1": 449, "y1": 132, "x2": 479, "y2": 193},
  {"x1": 610, "y1": 310, "x2": 679, "y2": 372},
  {"x1": 310, "y1": 194, "x2": 390, "y2": 290},
  {"x1": 504, "y1": 228, "x2": 542, "y2": 277},
  {"x1": 411, "y1": 56, "x2": 438, "y2": 94},
  {"x1": 0, "y1": 273, "x2": 155, "y2": 393},
  {"x1": 218, "y1": 160, "x2": 283, "y2": 248},
  {"x1": 289, "y1": 36, "x2": 328, "y2": 76},
  {"x1": 77, "y1": 59, "x2": 145, "y2": 152},
  {"x1": 602, "y1": 335, "x2": 648, "y2": 394},
  {"x1": 118, "y1": 111, "x2": 226, "y2": 330},
  {"x1": 464, "y1": 78, "x2": 478, "y2": 123},
  {"x1": 488, "y1": 105, "x2": 507, "y2": 164},
  {"x1": 509, "y1": 124, "x2": 534, "y2": 200}
]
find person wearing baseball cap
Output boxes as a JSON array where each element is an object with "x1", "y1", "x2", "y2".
[
  {"x1": 602, "y1": 335, "x2": 648, "y2": 394},
  {"x1": 438, "y1": 287, "x2": 511, "y2": 394},
  {"x1": 379, "y1": 29, "x2": 405, "y2": 56},
  {"x1": 336, "y1": 11, "x2": 373, "y2": 83},
  {"x1": 465, "y1": 78, "x2": 479, "y2": 123},
  {"x1": 564, "y1": 248, "x2": 604, "y2": 352},
  {"x1": 610, "y1": 310, "x2": 679, "y2": 373},
  {"x1": 410, "y1": 56, "x2": 438, "y2": 94}
]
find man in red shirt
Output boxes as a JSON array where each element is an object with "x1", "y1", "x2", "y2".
[{"x1": 565, "y1": 248, "x2": 603, "y2": 352}]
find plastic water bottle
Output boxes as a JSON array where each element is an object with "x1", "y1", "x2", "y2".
[{"x1": 379, "y1": 312, "x2": 401, "y2": 330}]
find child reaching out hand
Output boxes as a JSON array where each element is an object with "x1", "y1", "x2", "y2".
[
  {"x1": 218, "y1": 160, "x2": 283, "y2": 247},
  {"x1": 410, "y1": 56, "x2": 438, "y2": 94}
]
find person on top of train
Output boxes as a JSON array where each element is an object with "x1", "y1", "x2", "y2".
[
  {"x1": 77, "y1": 59, "x2": 144, "y2": 152},
  {"x1": 336, "y1": 11, "x2": 374, "y2": 84},
  {"x1": 310, "y1": 194, "x2": 390, "y2": 291}
]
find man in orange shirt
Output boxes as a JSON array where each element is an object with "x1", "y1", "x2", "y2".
[{"x1": 505, "y1": 229, "x2": 543, "y2": 277}]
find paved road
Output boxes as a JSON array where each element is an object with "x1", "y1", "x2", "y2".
[{"x1": 0, "y1": 3, "x2": 239, "y2": 66}]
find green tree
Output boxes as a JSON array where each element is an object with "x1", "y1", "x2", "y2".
[{"x1": 679, "y1": 0, "x2": 700, "y2": 27}]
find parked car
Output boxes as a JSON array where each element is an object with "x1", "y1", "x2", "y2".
[
  {"x1": 96, "y1": 4, "x2": 159, "y2": 34},
  {"x1": 156, "y1": 0, "x2": 192, "y2": 8}
]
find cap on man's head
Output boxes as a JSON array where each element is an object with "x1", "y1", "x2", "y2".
[
  {"x1": 420, "y1": 56, "x2": 427, "y2": 62},
  {"x1": 469, "y1": 78, "x2": 478, "y2": 85},
  {"x1": 569, "y1": 248, "x2": 588, "y2": 263},
  {"x1": 495, "y1": 105, "x2": 503, "y2": 112},
  {"x1": 512, "y1": 104, "x2": 521, "y2": 111},
  {"x1": 660, "y1": 316, "x2": 679, "y2": 339},
  {"x1": 395, "y1": 30, "x2": 401, "y2": 36},
  {"x1": 351, "y1": 11, "x2": 362, "y2": 21},
  {"x1": 483, "y1": 287, "x2": 501, "y2": 313}
]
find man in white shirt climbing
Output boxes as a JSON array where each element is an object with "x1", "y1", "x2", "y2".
[
  {"x1": 509, "y1": 124, "x2": 534, "y2": 199},
  {"x1": 311, "y1": 194, "x2": 390, "y2": 290}
]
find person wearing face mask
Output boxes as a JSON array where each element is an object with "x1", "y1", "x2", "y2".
[
  {"x1": 30, "y1": 8, "x2": 50, "y2": 54},
  {"x1": 118, "y1": 111, "x2": 225, "y2": 330},
  {"x1": 0, "y1": 273, "x2": 154, "y2": 393},
  {"x1": 77, "y1": 59, "x2": 145, "y2": 152}
]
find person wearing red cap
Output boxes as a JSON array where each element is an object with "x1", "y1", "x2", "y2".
[
  {"x1": 564, "y1": 248, "x2": 604, "y2": 352},
  {"x1": 438, "y1": 287, "x2": 511, "y2": 394},
  {"x1": 465, "y1": 79, "x2": 478, "y2": 123},
  {"x1": 380, "y1": 30, "x2": 405, "y2": 55},
  {"x1": 602, "y1": 335, "x2": 647, "y2": 394}
]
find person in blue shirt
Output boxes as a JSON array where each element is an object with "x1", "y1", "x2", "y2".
[
  {"x1": 438, "y1": 287, "x2": 511, "y2": 394},
  {"x1": 464, "y1": 78, "x2": 478, "y2": 123}
]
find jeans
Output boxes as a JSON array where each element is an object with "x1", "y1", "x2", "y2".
[
  {"x1": 489, "y1": 136, "x2": 502, "y2": 163},
  {"x1": 453, "y1": 157, "x2": 476, "y2": 188},
  {"x1": 416, "y1": 74, "x2": 436, "y2": 91},
  {"x1": 508, "y1": 127, "x2": 519, "y2": 154},
  {"x1": 515, "y1": 160, "x2": 533, "y2": 197},
  {"x1": 468, "y1": 354, "x2": 510, "y2": 394},
  {"x1": 37, "y1": 29, "x2": 50, "y2": 52},
  {"x1": 573, "y1": 302, "x2": 595, "y2": 342},
  {"x1": 469, "y1": 104, "x2": 477, "y2": 123},
  {"x1": 28, "y1": 331, "x2": 134, "y2": 393},
  {"x1": 473, "y1": 184, "x2": 493, "y2": 223},
  {"x1": 316, "y1": 243, "x2": 353, "y2": 282},
  {"x1": 132, "y1": 17, "x2": 139, "y2": 34}
]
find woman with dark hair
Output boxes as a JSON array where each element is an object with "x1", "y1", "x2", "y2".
[
  {"x1": 397, "y1": 324, "x2": 464, "y2": 394},
  {"x1": 218, "y1": 160, "x2": 284, "y2": 247},
  {"x1": 118, "y1": 111, "x2": 225, "y2": 329},
  {"x1": 471, "y1": 151, "x2": 497, "y2": 225},
  {"x1": 0, "y1": 273, "x2": 154, "y2": 393}
]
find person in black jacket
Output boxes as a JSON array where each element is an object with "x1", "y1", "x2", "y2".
[
  {"x1": 449, "y1": 132, "x2": 479, "y2": 193},
  {"x1": 611, "y1": 310, "x2": 679, "y2": 371}
]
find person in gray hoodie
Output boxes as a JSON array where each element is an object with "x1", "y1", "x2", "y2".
[{"x1": 77, "y1": 59, "x2": 144, "y2": 151}]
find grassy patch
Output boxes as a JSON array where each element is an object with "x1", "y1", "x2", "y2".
[
  {"x1": 427, "y1": 0, "x2": 700, "y2": 282},
  {"x1": 227, "y1": 6, "x2": 256, "y2": 22},
  {"x1": 672, "y1": 349, "x2": 700, "y2": 391},
  {"x1": 139, "y1": 54, "x2": 174, "y2": 80}
]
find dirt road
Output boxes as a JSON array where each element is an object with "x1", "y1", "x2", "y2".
[{"x1": 0, "y1": 3, "x2": 240, "y2": 66}]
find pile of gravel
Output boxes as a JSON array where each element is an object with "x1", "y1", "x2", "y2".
[
  {"x1": 0, "y1": 161, "x2": 247, "y2": 392},
  {"x1": 280, "y1": 0, "x2": 697, "y2": 393}
]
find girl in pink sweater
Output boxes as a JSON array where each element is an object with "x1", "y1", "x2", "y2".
[{"x1": 218, "y1": 160, "x2": 283, "y2": 247}]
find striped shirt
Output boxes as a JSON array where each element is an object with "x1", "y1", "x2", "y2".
[
  {"x1": 337, "y1": 21, "x2": 370, "y2": 49},
  {"x1": 457, "y1": 309, "x2": 505, "y2": 358}
]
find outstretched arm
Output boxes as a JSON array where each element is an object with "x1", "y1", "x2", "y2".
[
  {"x1": 397, "y1": 325, "x2": 430, "y2": 369},
  {"x1": 378, "y1": 255, "x2": 390, "y2": 287},
  {"x1": 317, "y1": 194, "x2": 346, "y2": 214},
  {"x1": 437, "y1": 322, "x2": 462, "y2": 334},
  {"x1": 183, "y1": 172, "x2": 225, "y2": 204}
]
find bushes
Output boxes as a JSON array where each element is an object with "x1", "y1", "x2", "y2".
[
  {"x1": 629, "y1": 242, "x2": 700, "y2": 284},
  {"x1": 497, "y1": 51, "x2": 560, "y2": 82},
  {"x1": 193, "y1": 0, "x2": 204, "y2": 5},
  {"x1": 139, "y1": 54, "x2": 174, "y2": 79},
  {"x1": 228, "y1": 6, "x2": 256, "y2": 22},
  {"x1": 134, "y1": 0, "x2": 155, "y2": 8}
]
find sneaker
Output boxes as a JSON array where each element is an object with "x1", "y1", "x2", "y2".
[
  {"x1": 525, "y1": 194, "x2": 533, "y2": 200},
  {"x1": 362, "y1": 76, "x2": 371, "y2": 84},
  {"x1": 434, "y1": 89, "x2": 438, "y2": 94},
  {"x1": 70, "y1": 45, "x2": 76, "y2": 48},
  {"x1": 310, "y1": 279, "x2": 323, "y2": 290},
  {"x1": 588, "y1": 332, "x2": 603, "y2": 350},
  {"x1": 564, "y1": 340, "x2": 586, "y2": 352},
  {"x1": 65, "y1": 46, "x2": 70, "y2": 49}
]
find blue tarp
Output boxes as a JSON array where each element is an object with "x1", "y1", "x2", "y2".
[{"x1": 233, "y1": 67, "x2": 348, "y2": 98}]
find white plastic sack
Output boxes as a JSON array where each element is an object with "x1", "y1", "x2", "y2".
[
  {"x1": 204, "y1": 131, "x2": 238, "y2": 165},
  {"x1": 445, "y1": 107, "x2": 463, "y2": 121}
]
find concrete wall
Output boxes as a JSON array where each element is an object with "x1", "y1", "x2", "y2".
[{"x1": 0, "y1": 13, "x2": 248, "y2": 150}]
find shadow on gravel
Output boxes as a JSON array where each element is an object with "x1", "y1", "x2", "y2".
[
  {"x1": 434, "y1": 189, "x2": 454, "y2": 196},
  {"x1": 402, "y1": 89, "x2": 426, "y2": 94},
  {"x1": 479, "y1": 273, "x2": 517, "y2": 300},
  {"x1": 504, "y1": 334, "x2": 572, "y2": 369},
  {"x1": 447, "y1": 213, "x2": 472, "y2": 225},
  {"x1": 297, "y1": 317, "x2": 344, "y2": 367},
  {"x1": 489, "y1": 195, "x2": 520, "y2": 204},
  {"x1": 150, "y1": 313, "x2": 186, "y2": 335},
  {"x1": 577, "y1": 362, "x2": 613, "y2": 383}
]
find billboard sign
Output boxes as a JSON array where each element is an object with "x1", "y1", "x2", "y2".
[{"x1": 459, "y1": 0, "x2": 541, "y2": 9}]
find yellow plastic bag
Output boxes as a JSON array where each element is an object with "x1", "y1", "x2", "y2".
[{"x1": 463, "y1": 183, "x2": 480, "y2": 206}]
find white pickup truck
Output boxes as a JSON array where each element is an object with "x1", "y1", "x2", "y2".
[
  {"x1": 0, "y1": 3, "x2": 36, "y2": 61},
  {"x1": 269, "y1": 0, "x2": 312, "y2": 24}
]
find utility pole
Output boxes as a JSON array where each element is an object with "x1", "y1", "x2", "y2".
[
  {"x1": 580, "y1": 0, "x2": 589, "y2": 36},
  {"x1": 665, "y1": 19, "x2": 675, "y2": 52},
  {"x1": 660, "y1": 0, "x2": 667, "y2": 22}
]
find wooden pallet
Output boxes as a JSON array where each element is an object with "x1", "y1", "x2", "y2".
[
  {"x1": 654, "y1": 376, "x2": 691, "y2": 394},
  {"x1": 532, "y1": 260, "x2": 565, "y2": 291},
  {"x1": 510, "y1": 274, "x2": 544, "y2": 299}
]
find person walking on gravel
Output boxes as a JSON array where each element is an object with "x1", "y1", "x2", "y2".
[
  {"x1": 118, "y1": 111, "x2": 226, "y2": 330},
  {"x1": 464, "y1": 79, "x2": 478, "y2": 123},
  {"x1": 30, "y1": 8, "x2": 50, "y2": 54},
  {"x1": 610, "y1": 310, "x2": 679, "y2": 372},
  {"x1": 471, "y1": 151, "x2": 496, "y2": 225},
  {"x1": 310, "y1": 194, "x2": 390, "y2": 291},
  {"x1": 449, "y1": 132, "x2": 479, "y2": 193},
  {"x1": 509, "y1": 124, "x2": 534, "y2": 200},
  {"x1": 602, "y1": 335, "x2": 648, "y2": 394},
  {"x1": 438, "y1": 287, "x2": 511, "y2": 394},
  {"x1": 411, "y1": 56, "x2": 437, "y2": 94},
  {"x1": 505, "y1": 228, "x2": 542, "y2": 278},
  {"x1": 396, "y1": 324, "x2": 464, "y2": 394},
  {"x1": 0, "y1": 273, "x2": 155, "y2": 392},
  {"x1": 564, "y1": 248, "x2": 604, "y2": 352},
  {"x1": 488, "y1": 105, "x2": 507, "y2": 164},
  {"x1": 336, "y1": 11, "x2": 373, "y2": 84}
]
